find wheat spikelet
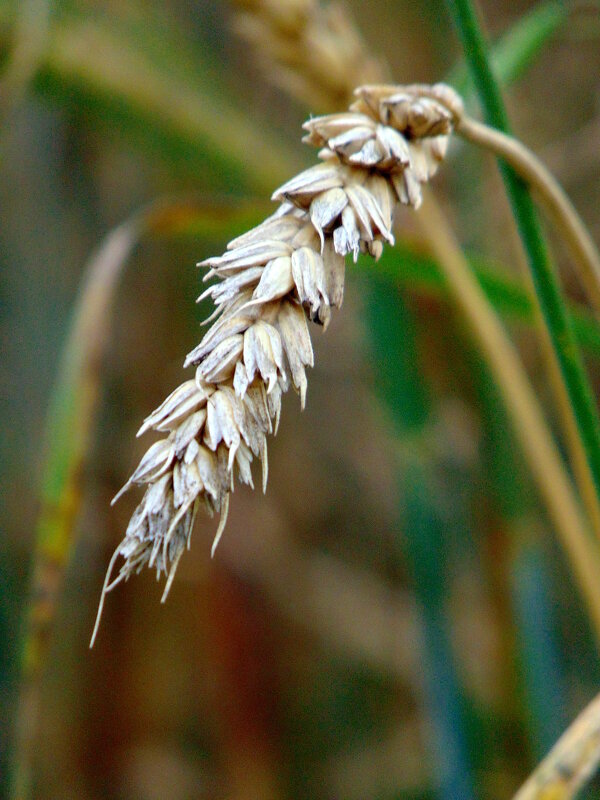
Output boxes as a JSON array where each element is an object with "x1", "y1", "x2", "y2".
[{"x1": 91, "y1": 83, "x2": 461, "y2": 645}]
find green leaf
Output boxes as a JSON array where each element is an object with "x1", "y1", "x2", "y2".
[
  {"x1": 447, "y1": 0, "x2": 567, "y2": 98},
  {"x1": 445, "y1": 0, "x2": 600, "y2": 498}
]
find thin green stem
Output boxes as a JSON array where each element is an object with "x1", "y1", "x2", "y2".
[
  {"x1": 446, "y1": 0, "x2": 566, "y2": 100},
  {"x1": 447, "y1": 115, "x2": 600, "y2": 537},
  {"x1": 444, "y1": 0, "x2": 600, "y2": 499}
]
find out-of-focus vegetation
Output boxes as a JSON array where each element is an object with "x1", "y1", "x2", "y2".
[{"x1": 3, "y1": 1, "x2": 600, "y2": 798}]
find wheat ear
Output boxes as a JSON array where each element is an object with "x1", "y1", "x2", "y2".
[{"x1": 91, "y1": 83, "x2": 460, "y2": 646}]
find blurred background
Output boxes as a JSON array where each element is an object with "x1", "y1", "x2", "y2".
[{"x1": 3, "y1": 0, "x2": 600, "y2": 798}]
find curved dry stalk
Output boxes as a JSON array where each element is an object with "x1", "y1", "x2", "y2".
[
  {"x1": 513, "y1": 690, "x2": 600, "y2": 799},
  {"x1": 410, "y1": 84, "x2": 600, "y2": 543},
  {"x1": 418, "y1": 191, "x2": 600, "y2": 643},
  {"x1": 444, "y1": 0, "x2": 600, "y2": 563},
  {"x1": 453, "y1": 112, "x2": 600, "y2": 541},
  {"x1": 455, "y1": 115, "x2": 600, "y2": 319}
]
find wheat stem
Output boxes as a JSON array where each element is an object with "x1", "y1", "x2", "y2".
[
  {"x1": 513, "y1": 690, "x2": 600, "y2": 799},
  {"x1": 451, "y1": 112, "x2": 600, "y2": 540},
  {"x1": 419, "y1": 96, "x2": 600, "y2": 540},
  {"x1": 418, "y1": 192, "x2": 600, "y2": 644},
  {"x1": 456, "y1": 115, "x2": 600, "y2": 317},
  {"x1": 415, "y1": 87, "x2": 600, "y2": 540},
  {"x1": 444, "y1": 0, "x2": 600, "y2": 512}
]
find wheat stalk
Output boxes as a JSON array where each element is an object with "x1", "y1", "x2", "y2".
[
  {"x1": 90, "y1": 83, "x2": 459, "y2": 645},
  {"x1": 512, "y1": 691, "x2": 600, "y2": 799}
]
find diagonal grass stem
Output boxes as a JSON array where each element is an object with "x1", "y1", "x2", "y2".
[
  {"x1": 444, "y1": 0, "x2": 600, "y2": 504},
  {"x1": 418, "y1": 192, "x2": 600, "y2": 645}
]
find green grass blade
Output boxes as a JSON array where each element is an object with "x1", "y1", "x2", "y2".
[
  {"x1": 448, "y1": 0, "x2": 566, "y2": 97},
  {"x1": 444, "y1": 0, "x2": 600, "y2": 498}
]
